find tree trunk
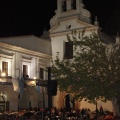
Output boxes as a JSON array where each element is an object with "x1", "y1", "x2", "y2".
[{"x1": 111, "y1": 98, "x2": 120, "y2": 116}]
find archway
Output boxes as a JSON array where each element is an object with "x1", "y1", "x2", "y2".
[
  {"x1": 0, "y1": 95, "x2": 5, "y2": 111},
  {"x1": 64, "y1": 94, "x2": 75, "y2": 110}
]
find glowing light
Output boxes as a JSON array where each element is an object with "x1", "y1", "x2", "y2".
[
  {"x1": 0, "y1": 72, "x2": 7, "y2": 82},
  {"x1": 1, "y1": 72, "x2": 6, "y2": 77},
  {"x1": 26, "y1": 79, "x2": 36, "y2": 86}
]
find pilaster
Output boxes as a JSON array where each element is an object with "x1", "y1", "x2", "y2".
[
  {"x1": 57, "y1": 0, "x2": 62, "y2": 16},
  {"x1": 66, "y1": 0, "x2": 72, "y2": 11}
]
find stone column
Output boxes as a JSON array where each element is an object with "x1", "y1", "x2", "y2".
[
  {"x1": 15, "y1": 53, "x2": 21, "y2": 79},
  {"x1": 76, "y1": 0, "x2": 81, "y2": 13},
  {"x1": 66, "y1": 0, "x2": 72, "y2": 10},
  {"x1": 57, "y1": 0, "x2": 62, "y2": 15}
]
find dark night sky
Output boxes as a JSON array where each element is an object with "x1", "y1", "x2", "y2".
[{"x1": 0, "y1": 0, "x2": 119, "y2": 37}]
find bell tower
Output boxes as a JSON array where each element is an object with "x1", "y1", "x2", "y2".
[
  {"x1": 57, "y1": 0, "x2": 76, "y2": 15},
  {"x1": 57, "y1": 0, "x2": 78, "y2": 18},
  {"x1": 49, "y1": 0, "x2": 98, "y2": 110},
  {"x1": 62, "y1": 0, "x2": 76, "y2": 11},
  {"x1": 50, "y1": 0, "x2": 91, "y2": 28}
]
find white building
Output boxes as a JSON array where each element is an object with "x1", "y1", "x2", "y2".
[
  {"x1": 0, "y1": 0, "x2": 114, "y2": 112},
  {"x1": 49, "y1": 0, "x2": 113, "y2": 112},
  {"x1": 0, "y1": 35, "x2": 51, "y2": 111}
]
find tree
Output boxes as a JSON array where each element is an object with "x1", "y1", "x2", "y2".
[{"x1": 51, "y1": 30, "x2": 120, "y2": 114}]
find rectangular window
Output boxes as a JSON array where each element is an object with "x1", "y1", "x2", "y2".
[
  {"x1": 2, "y1": 61, "x2": 8, "y2": 75},
  {"x1": 23, "y1": 65, "x2": 28, "y2": 78},
  {"x1": 64, "y1": 42, "x2": 73, "y2": 59},
  {"x1": 39, "y1": 68, "x2": 44, "y2": 79}
]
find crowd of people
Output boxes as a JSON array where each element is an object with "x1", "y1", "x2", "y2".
[{"x1": 0, "y1": 106, "x2": 120, "y2": 120}]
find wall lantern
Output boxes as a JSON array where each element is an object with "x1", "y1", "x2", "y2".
[
  {"x1": 0, "y1": 72, "x2": 7, "y2": 82},
  {"x1": 0, "y1": 72, "x2": 12, "y2": 83}
]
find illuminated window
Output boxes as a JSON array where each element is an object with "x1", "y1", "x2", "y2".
[{"x1": 2, "y1": 61, "x2": 8, "y2": 75}]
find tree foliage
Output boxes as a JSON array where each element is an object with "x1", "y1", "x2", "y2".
[{"x1": 51, "y1": 30, "x2": 120, "y2": 103}]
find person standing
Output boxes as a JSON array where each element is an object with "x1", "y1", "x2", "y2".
[{"x1": 99, "y1": 106, "x2": 104, "y2": 115}]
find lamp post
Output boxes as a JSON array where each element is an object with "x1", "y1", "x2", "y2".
[
  {"x1": 47, "y1": 67, "x2": 52, "y2": 120},
  {"x1": 41, "y1": 86, "x2": 45, "y2": 120},
  {"x1": 36, "y1": 67, "x2": 57, "y2": 120}
]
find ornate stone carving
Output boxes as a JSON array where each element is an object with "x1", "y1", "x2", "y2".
[
  {"x1": 50, "y1": 10, "x2": 58, "y2": 27},
  {"x1": 81, "y1": 3, "x2": 91, "y2": 19},
  {"x1": 80, "y1": 3, "x2": 91, "y2": 23}
]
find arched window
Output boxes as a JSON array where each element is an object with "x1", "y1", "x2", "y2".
[{"x1": 64, "y1": 94, "x2": 75, "y2": 110}]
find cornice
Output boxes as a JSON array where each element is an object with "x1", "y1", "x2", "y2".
[
  {"x1": 49, "y1": 15, "x2": 79, "y2": 33},
  {"x1": 59, "y1": 10, "x2": 77, "y2": 18},
  {"x1": 0, "y1": 42, "x2": 52, "y2": 59},
  {"x1": 0, "y1": 49, "x2": 14, "y2": 56},
  {"x1": 58, "y1": 14, "x2": 78, "y2": 22},
  {"x1": 50, "y1": 26, "x2": 99, "y2": 37},
  {"x1": 22, "y1": 55, "x2": 33, "y2": 60},
  {"x1": 0, "y1": 49, "x2": 14, "y2": 59}
]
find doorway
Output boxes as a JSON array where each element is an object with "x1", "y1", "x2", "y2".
[
  {"x1": 65, "y1": 94, "x2": 75, "y2": 110},
  {"x1": 0, "y1": 96, "x2": 5, "y2": 111}
]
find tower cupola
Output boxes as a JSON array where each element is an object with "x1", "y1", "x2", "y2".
[{"x1": 50, "y1": 0, "x2": 91, "y2": 28}]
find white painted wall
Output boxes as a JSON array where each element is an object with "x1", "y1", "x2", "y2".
[
  {"x1": 0, "y1": 36, "x2": 51, "y2": 111},
  {"x1": 49, "y1": 0, "x2": 114, "y2": 112}
]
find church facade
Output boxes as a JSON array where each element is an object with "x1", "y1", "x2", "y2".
[
  {"x1": 0, "y1": 0, "x2": 115, "y2": 112},
  {"x1": 49, "y1": 0, "x2": 114, "y2": 112}
]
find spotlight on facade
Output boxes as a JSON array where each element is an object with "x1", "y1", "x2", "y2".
[
  {"x1": 25, "y1": 78, "x2": 36, "y2": 86},
  {"x1": 1, "y1": 72, "x2": 6, "y2": 77},
  {"x1": 0, "y1": 72, "x2": 12, "y2": 83}
]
